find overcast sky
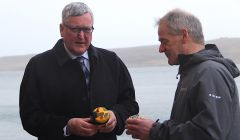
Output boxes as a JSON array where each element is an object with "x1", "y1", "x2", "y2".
[{"x1": 0, "y1": 0, "x2": 239, "y2": 57}]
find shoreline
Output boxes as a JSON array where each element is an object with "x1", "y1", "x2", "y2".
[{"x1": 1, "y1": 37, "x2": 240, "y2": 71}]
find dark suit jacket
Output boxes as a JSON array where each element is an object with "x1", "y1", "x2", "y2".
[{"x1": 19, "y1": 39, "x2": 139, "y2": 140}]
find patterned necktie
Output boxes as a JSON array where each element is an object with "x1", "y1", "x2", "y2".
[{"x1": 77, "y1": 56, "x2": 90, "y2": 86}]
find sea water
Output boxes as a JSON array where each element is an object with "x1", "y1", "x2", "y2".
[{"x1": 0, "y1": 66, "x2": 239, "y2": 140}]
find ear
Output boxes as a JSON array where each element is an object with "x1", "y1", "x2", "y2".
[
  {"x1": 181, "y1": 28, "x2": 189, "y2": 43},
  {"x1": 60, "y1": 24, "x2": 64, "y2": 37}
]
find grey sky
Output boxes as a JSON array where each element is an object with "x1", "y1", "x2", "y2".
[{"x1": 0, "y1": 0, "x2": 239, "y2": 57}]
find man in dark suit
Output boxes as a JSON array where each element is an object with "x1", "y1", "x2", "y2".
[{"x1": 19, "y1": 2, "x2": 139, "y2": 140}]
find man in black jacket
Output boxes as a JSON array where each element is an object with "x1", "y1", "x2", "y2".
[
  {"x1": 125, "y1": 9, "x2": 240, "y2": 140},
  {"x1": 19, "y1": 2, "x2": 139, "y2": 140}
]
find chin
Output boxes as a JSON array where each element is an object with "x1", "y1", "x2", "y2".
[{"x1": 168, "y1": 60, "x2": 173, "y2": 65}]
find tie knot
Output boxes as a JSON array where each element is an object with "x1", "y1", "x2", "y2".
[
  {"x1": 76, "y1": 56, "x2": 86, "y2": 64},
  {"x1": 76, "y1": 56, "x2": 89, "y2": 71}
]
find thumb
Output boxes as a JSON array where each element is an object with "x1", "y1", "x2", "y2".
[{"x1": 82, "y1": 117, "x2": 91, "y2": 122}]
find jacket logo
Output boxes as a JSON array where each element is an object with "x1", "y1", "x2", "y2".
[{"x1": 208, "y1": 94, "x2": 221, "y2": 99}]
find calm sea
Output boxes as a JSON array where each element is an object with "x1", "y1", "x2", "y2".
[{"x1": 0, "y1": 66, "x2": 239, "y2": 140}]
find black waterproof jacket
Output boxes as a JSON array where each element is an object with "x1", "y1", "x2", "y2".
[
  {"x1": 19, "y1": 39, "x2": 139, "y2": 140},
  {"x1": 150, "y1": 44, "x2": 240, "y2": 140}
]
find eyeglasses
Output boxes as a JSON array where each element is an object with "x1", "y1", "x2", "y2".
[{"x1": 63, "y1": 24, "x2": 94, "y2": 34}]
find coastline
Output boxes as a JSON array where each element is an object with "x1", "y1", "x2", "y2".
[{"x1": 0, "y1": 37, "x2": 240, "y2": 71}]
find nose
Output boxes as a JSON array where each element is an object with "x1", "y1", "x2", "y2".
[
  {"x1": 77, "y1": 30, "x2": 85, "y2": 38},
  {"x1": 159, "y1": 44, "x2": 165, "y2": 53}
]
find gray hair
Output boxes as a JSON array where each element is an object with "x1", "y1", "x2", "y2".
[
  {"x1": 62, "y1": 2, "x2": 94, "y2": 24},
  {"x1": 157, "y1": 9, "x2": 204, "y2": 44}
]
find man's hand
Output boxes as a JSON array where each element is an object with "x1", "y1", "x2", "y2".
[
  {"x1": 67, "y1": 118, "x2": 98, "y2": 136},
  {"x1": 125, "y1": 117, "x2": 155, "y2": 140}
]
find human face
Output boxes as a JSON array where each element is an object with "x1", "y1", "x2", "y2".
[
  {"x1": 158, "y1": 22, "x2": 183, "y2": 65},
  {"x1": 60, "y1": 13, "x2": 93, "y2": 55}
]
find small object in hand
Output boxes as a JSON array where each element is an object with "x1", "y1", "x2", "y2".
[
  {"x1": 128, "y1": 114, "x2": 141, "y2": 119},
  {"x1": 91, "y1": 107, "x2": 110, "y2": 124}
]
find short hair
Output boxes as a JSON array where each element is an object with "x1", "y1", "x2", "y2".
[
  {"x1": 157, "y1": 9, "x2": 204, "y2": 44},
  {"x1": 62, "y1": 2, "x2": 94, "y2": 24}
]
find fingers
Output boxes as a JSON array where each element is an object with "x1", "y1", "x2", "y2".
[
  {"x1": 125, "y1": 119, "x2": 140, "y2": 135},
  {"x1": 98, "y1": 110, "x2": 117, "y2": 133},
  {"x1": 80, "y1": 123, "x2": 98, "y2": 136},
  {"x1": 125, "y1": 118, "x2": 154, "y2": 140},
  {"x1": 125, "y1": 118, "x2": 142, "y2": 131},
  {"x1": 125, "y1": 118, "x2": 144, "y2": 139},
  {"x1": 82, "y1": 117, "x2": 91, "y2": 122},
  {"x1": 67, "y1": 111, "x2": 118, "y2": 136},
  {"x1": 106, "y1": 111, "x2": 117, "y2": 127},
  {"x1": 126, "y1": 117, "x2": 142, "y2": 124},
  {"x1": 67, "y1": 118, "x2": 98, "y2": 136},
  {"x1": 126, "y1": 128, "x2": 140, "y2": 139},
  {"x1": 132, "y1": 134, "x2": 140, "y2": 139},
  {"x1": 125, "y1": 123, "x2": 139, "y2": 135}
]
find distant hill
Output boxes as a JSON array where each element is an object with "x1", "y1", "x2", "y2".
[
  {"x1": 0, "y1": 37, "x2": 240, "y2": 71},
  {"x1": 113, "y1": 37, "x2": 240, "y2": 67},
  {"x1": 0, "y1": 54, "x2": 34, "y2": 71}
]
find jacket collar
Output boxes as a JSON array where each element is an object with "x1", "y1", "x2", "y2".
[
  {"x1": 53, "y1": 39, "x2": 99, "y2": 67},
  {"x1": 53, "y1": 39, "x2": 71, "y2": 66},
  {"x1": 87, "y1": 43, "x2": 99, "y2": 67},
  {"x1": 177, "y1": 44, "x2": 240, "y2": 78}
]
